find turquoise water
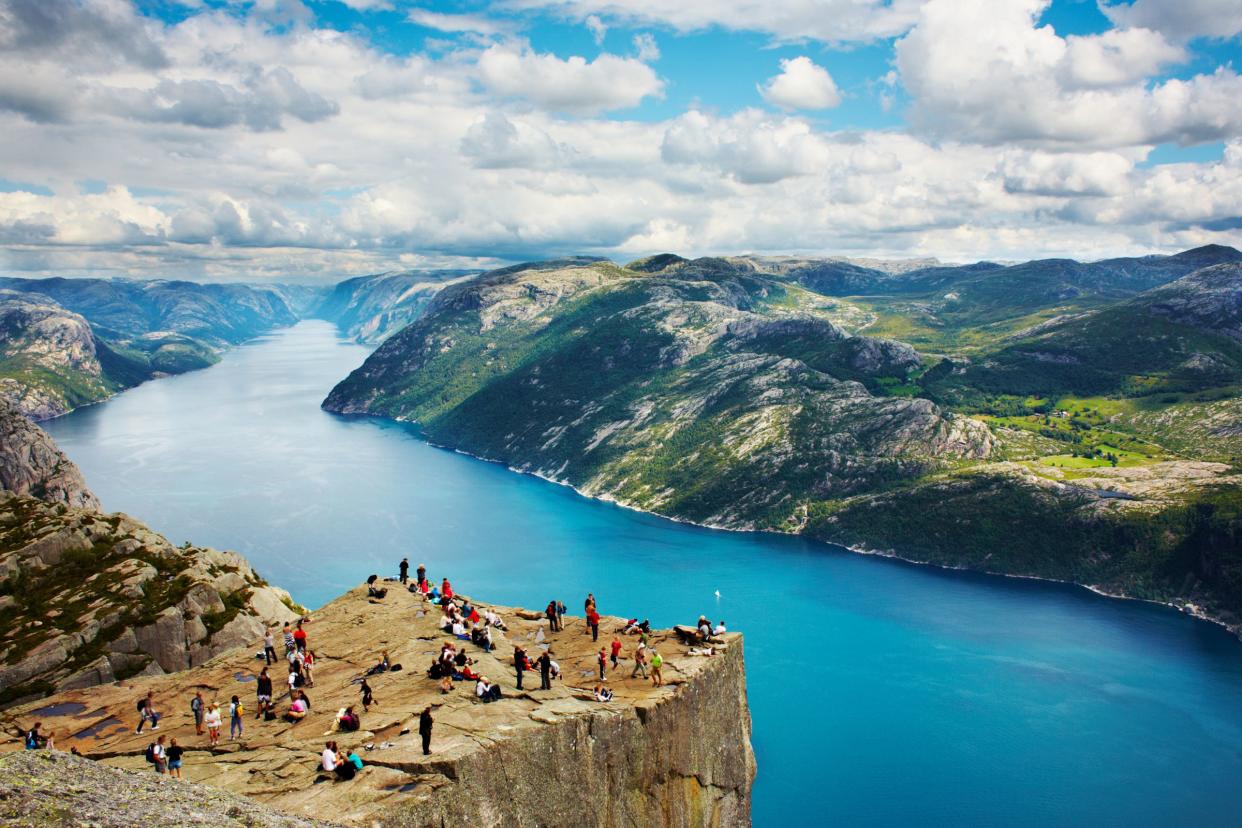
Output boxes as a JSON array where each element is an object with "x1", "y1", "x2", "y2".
[{"x1": 46, "y1": 321, "x2": 1242, "y2": 827}]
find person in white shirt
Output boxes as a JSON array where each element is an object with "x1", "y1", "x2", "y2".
[
  {"x1": 321, "y1": 743, "x2": 337, "y2": 773},
  {"x1": 452, "y1": 620, "x2": 467, "y2": 638},
  {"x1": 713, "y1": 621, "x2": 727, "y2": 635},
  {"x1": 203, "y1": 703, "x2": 222, "y2": 747}
]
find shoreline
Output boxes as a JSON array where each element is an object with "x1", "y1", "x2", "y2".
[{"x1": 391, "y1": 423, "x2": 1242, "y2": 640}]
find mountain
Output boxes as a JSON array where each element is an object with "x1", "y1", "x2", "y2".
[
  {"x1": 0, "y1": 396, "x2": 98, "y2": 510},
  {"x1": 0, "y1": 278, "x2": 306, "y2": 419},
  {"x1": 312, "y1": 269, "x2": 474, "y2": 344},
  {"x1": 324, "y1": 258, "x2": 991, "y2": 529}
]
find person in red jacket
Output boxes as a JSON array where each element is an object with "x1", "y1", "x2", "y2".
[
  {"x1": 293, "y1": 621, "x2": 308, "y2": 654},
  {"x1": 441, "y1": 579, "x2": 454, "y2": 601},
  {"x1": 597, "y1": 647, "x2": 607, "y2": 680},
  {"x1": 586, "y1": 608, "x2": 600, "y2": 642},
  {"x1": 610, "y1": 637, "x2": 622, "y2": 670}
]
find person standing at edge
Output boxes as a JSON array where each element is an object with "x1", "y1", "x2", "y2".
[
  {"x1": 513, "y1": 645, "x2": 527, "y2": 690},
  {"x1": 584, "y1": 593, "x2": 595, "y2": 635},
  {"x1": 650, "y1": 649, "x2": 664, "y2": 687},
  {"x1": 419, "y1": 706, "x2": 433, "y2": 755},
  {"x1": 587, "y1": 607, "x2": 601, "y2": 642},
  {"x1": 416, "y1": 563, "x2": 426, "y2": 586},
  {"x1": 282, "y1": 622, "x2": 295, "y2": 659},
  {"x1": 598, "y1": 647, "x2": 607, "y2": 681},
  {"x1": 399, "y1": 557, "x2": 409, "y2": 585},
  {"x1": 538, "y1": 650, "x2": 553, "y2": 690},
  {"x1": 546, "y1": 599, "x2": 559, "y2": 632},
  {"x1": 610, "y1": 636, "x2": 622, "y2": 670}
]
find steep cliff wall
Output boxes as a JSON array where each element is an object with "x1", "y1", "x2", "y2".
[
  {"x1": 1, "y1": 587, "x2": 755, "y2": 827},
  {"x1": 0, "y1": 397, "x2": 98, "y2": 510}
]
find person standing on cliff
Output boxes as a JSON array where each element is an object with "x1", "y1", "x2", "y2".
[
  {"x1": 282, "y1": 622, "x2": 295, "y2": 660},
  {"x1": 399, "y1": 557, "x2": 409, "y2": 584},
  {"x1": 587, "y1": 607, "x2": 601, "y2": 642},
  {"x1": 597, "y1": 647, "x2": 607, "y2": 680},
  {"x1": 545, "y1": 599, "x2": 559, "y2": 632},
  {"x1": 584, "y1": 593, "x2": 595, "y2": 636},
  {"x1": 293, "y1": 620, "x2": 308, "y2": 654},
  {"x1": 135, "y1": 691, "x2": 160, "y2": 734},
  {"x1": 419, "y1": 706, "x2": 433, "y2": 755},
  {"x1": 256, "y1": 668, "x2": 273, "y2": 720},
  {"x1": 513, "y1": 645, "x2": 527, "y2": 690},
  {"x1": 650, "y1": 649, "x2": 664, "y2": 687},
  {"x1": 538, "y1": 651, "x2": 553, "y2": 690},
  {"x1": 631, "y1": 642, "x2": 648, "y2": 679},
  {"x1": 190, "y1": 691, "x2": 204, "y2": 735},
  {"x1": 610, "y1": 636, "x2": 623, "y2": 670},
  {"x1": 263, "y1": 628, "x2": 277, "y2": 665}
]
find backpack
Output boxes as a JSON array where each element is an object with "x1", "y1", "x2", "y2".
[
  {"x1": 136, "y1": 698, "x2": 147, "y2": 712},
  {"x1": 25, "y1": 731, "x2": 37, "y2": 750},
  {"x1": 144, "y1": 743, "x2": 157, "y2": 763}
]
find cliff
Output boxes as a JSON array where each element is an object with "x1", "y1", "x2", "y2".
[
  {"x1": 0, "y1": 494, "x2": 300, "y2": 706},
  {"x1": 0, "y1": 397, "x2": 98, "y2": 510},
  {"x1": 0, "y1": 292, "x2": 110, "y2": 420},
  {"x1": 313, "y1": 271, "x2": 474, "y2": 344},
  {"x1": 0, "y1": 585, "x2": 756, "y2": 827}
]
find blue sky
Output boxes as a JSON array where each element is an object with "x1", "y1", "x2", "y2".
[{"x1": 0, "y1": 0, "x2": 1239, "y2": 280}]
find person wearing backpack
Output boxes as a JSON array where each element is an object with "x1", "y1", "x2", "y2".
[
  {"x1": 229, "y1": 695, "x2": 244, "y2": 740},
  {"x1": 190, "y1": 691, "x2": 204, "y2": 735},
  {"x1": 135, "y1": 691, "x2": 160, "y2": 734},
  {"x1": 145, "y1": 735, "x2": 167, "y2": 774},
  {"x1": 24, "y1": 722, "x2": 43, "y2": 750}
]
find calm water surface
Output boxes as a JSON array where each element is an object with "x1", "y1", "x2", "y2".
[{"x1": 46, "y1": 321, "x2": 1242, "y2": 827}]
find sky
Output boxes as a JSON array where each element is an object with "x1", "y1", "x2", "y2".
[{"x1": 0, "y1": 0, "x2": 1240, "y2": 282}]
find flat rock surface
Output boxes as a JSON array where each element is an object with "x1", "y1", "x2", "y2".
[{"x1": 1, "y1": 584, "x2": 740, "y2": 826}]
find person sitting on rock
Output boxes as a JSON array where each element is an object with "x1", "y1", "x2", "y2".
[
  {"x1": 285, "y1": 692, "x2": 309, "y2": 723},
  {"x1": 713, "y1": 620, "x2": 727, "y2": 636},
  {"x1": 337, "y1": 706, "x2": 360, "y2": 732},
  {"x1": 364, "y1": 651, "x2": 390, "y2": 676},
  {"x1": 459, "y1": 664, "x2": 481, "y2": 682},
  {"x1": 475, "y1": 676, "x2": 503, "y2": 703},
  {"x1": 452, "y1": 619, "x2": 469, "y2": 640},
  {"x1": 593, "y1": 684, "x2": 613, "y2": 703},
  {"x1": 441, "y1": 578, "x2": 454, "y2": 601},
  {"x1": 366, "y1": 574, "x2": 387, "y2": 600},
  {"x1": 483, "y1": 608, "x2": 507, "y2": 630},
  {"x1": 322, "y1": 740, "x2": 354, "y2": 780}
]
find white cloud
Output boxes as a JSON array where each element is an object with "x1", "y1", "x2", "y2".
[
  {"x1": 407, "y1": 8, "x2": 510, "y2": 36},
  {"x1": 508, "y1": 0, "x2": 926, "y2": 43},
  {"x1": 476, "y1": 44, "x2": 663, "y2": 114},
  {"x1": 896, "y1": 0, "x2": 1242, "y2": 148},
  {"x1": 632, "y1": 32, "x2": 659, "y2": 62},
  {"x1": 585, "y1": 14, "x2": 607, "y2": 44},
  {"x1": 759, "y1": 56, "x2": 841, "y2": 110},
  {"x1": 661, "y1": 109, "x2": 833, "y2": 184},
  {"x1": 1101, "y1": 0, "x2": 1242, "y2": 42}
]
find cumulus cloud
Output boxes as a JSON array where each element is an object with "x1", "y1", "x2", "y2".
[
  {"x1": 0, "y1": 0, "x2": 168, "y2": 70},
  {"x1": 1101, "y1": 0, "x2": 1242, "y2": 42},
  {"x1": 896, "y1": 0, "x2": 1242, "y2": 148},
  {"x1": 508, "y1": 0, "x2": 925, "y2": 43},
  {"x1": 477, "y1": 44, "x2": 663, "y2": 114},
  {"x1": 759, "y1": 56, "x2": 841, "y2": 110}
]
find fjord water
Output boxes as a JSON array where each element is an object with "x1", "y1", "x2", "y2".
[{"x1": 46, "y1": 321, "x2": 1242, "y2": 827}]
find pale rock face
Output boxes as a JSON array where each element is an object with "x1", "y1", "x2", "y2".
[{"x1": 0, "y1": 397, "x2": 100, "y2": 510}]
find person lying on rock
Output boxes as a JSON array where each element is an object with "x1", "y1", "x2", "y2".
[
  {"x1": 593, "y1": 684, "x2": 613, "y2": 703},
  {"x1": 483, "y1": 608, "x2": 507, "y2": 630}
]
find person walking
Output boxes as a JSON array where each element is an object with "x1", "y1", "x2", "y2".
[
  {"x1": 513, "y1": 646, "x2": 526, "y2": 690},
  {"x1": 538, "y1": 651, "x2": 552, "y2": 690},
  {"x1": 135, "y1": 691, "x2": 160, "y2": 734},
  {"x1": 256, "y1": 668, "x2": 273, "y2": 720},
  {"x1": 399, "y1": 557, "x2": 409, "y2": 585},
  {"x1": 631, "y1": 643, "x2": 648, "y2": 679},
  {"x1": 190, "y1": 691, "x2": 204, "y2": 735},
  {"x1": 229, "y1": 695, "x2": 244, "y2": 740},
  {"x1": 546, "y1": 600, "x2": 559, "y2": 632},
  {"x1": 263, "y1": 628, "x2": 277, "y2": 665},
  {"x1": 597, "y1": 647, "x2": 607, "y2": 681},
  {"x1": 419, "y1": 706, "x2": 433, "y2": 756},
  {"x1": 610, "y1": 636, "x2": 622, "y2": 670},
  {"x1": 650, "y1": 649, "x2": 664, "y2": 687}
]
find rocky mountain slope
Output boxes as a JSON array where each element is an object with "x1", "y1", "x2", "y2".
[
  {"x1": 0, "y1": 279, "x2": 306, "y2": 419},
  {"x1": 1, "y1": 586, "x2": 755, "y2": 827},
  {"x1": 0, "y1": 397, "x2": 97, "y2": 510},
  {"x1": 314, "y1": 270, "x2": 475, "y2": 344},
  {"x1": 324, "y1": 258, "x2": 991, "y2": 529}
]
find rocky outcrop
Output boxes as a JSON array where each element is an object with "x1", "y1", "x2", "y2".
[
  {"x1": 0, "y1": 292, "x2": 107, "y2": 420},
  {"x1": 0, "y1": 751, "x2": 337, "y2": 828},
  {"x1": 0, "y1": 494, "x2": 299, "y2": 705},
  {"x1": 0, "y1": 586, "x2": 755, "y2": 827},
  {"x1": 0, "y1": 398, "x2": 99, "y2": 510},
  {"x1": 314, "y1": 271, "x2": 474, "y2": 344}
]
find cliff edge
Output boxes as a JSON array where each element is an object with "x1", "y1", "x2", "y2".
[
  {"x1": 1, "y1": 585, "x2": 756, "y2": 827},
  {"x1": 0, "y1": 397, "x2": 98, "y2": 510}
]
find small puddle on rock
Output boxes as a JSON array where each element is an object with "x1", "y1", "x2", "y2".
[
  {"x1": 234, "y1": 672, "x2": 256, "y2": 683},
  {"x1": 383, "y1": 782, "x2": 419, "y2": 793},
  {"x1": 74, "y1": 717, "x2": 122, "y2": 739},
  {"x1": 29, "y1": 701, "x2": 87, "y2": 717}
]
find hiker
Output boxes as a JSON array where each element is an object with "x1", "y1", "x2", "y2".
[
  {"x1": 598, "y1": 647, "x2": 607, "y2": 680},
  {"x1": 513, "y1": 646, "x2": 527, "y2": 690},
  {"x1": 166, "y1": 738, "x2": 184, "y2": 779},
  {"x1": 650, "y1": 649, "x2": 664, "y2": 687},
  {"x1": 475, "y1": 676, "x2": 503, "y2": 703},
  {"x1": 593, "y1": 684, "x2": 613, "y2": 703},
  {"x1": 293, "y1": 620, "x2": 308, "y2": 653},
  {"x1": 191, "y1": 691, "x2": 205, "y2": 735},
  {"x1": 399, "y1": 557, "x2": 409, "y2": 584},
  {"x1": 229, "y1": 695, "x2": 244, "y2": 740},
  {"x1": 366, "y1": 574, "x2": 387, "y2": 599},
  {"x1": 631, "y1": 643, "x2": 648, "y2": 679},
  {"x1": 419, "y1": 706, "x2": 433, "y2": 755},
  {"x1": 256, "y1": 668, "x2": 273, "y2": 719},
  {"x1": 360, "y1": 678, "x2": 376, "y2": 711},
  {"x1": 556, "y1": 600, "x2": 566, "y2": 630},
  {"x1": 416, "y1": 563, "x2": 426, "y2": 585},
  {"x1": 135, "y1": 691, "x2": 160, "y2": 734},
  {"x1": 610, "y1": 636, "x2": 622, "y2": 670},
  {"x1": 303, "y1": 650, "x2": 316, "y2": 687},
  {"x1": 537, "y1": 651, "x2": 553, "y2": 690},
  {"x1": 23, "y1": 722, "x2": 44, "y2": 750},
  {"x1": 587, "y1": 607, "x2": 601, "y2": 642},
  {"x1": 204, "y1": 702, "x2": 222, "y2": 746},
  {"x1": 365, "y1": 651, "x2": 390, "y2": 676},
  {"x1": 146, "y1": 735, "x2": 167, "y2": 774},
  {"x1": 546, "y1": 600, "x2": 560, "y2": 632},
  {"x1": 264, "y1": 628, "x2": 277, "y2": 665},
  {"x1": 337, "y1": 706, "x2": 360, "y2": 732},
  {"x1": 584, "y1": 593, "x2": 596, "y2": 635},
  {"x1": 282, "y1": 622, "x2": 295, "y2": 658}
]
